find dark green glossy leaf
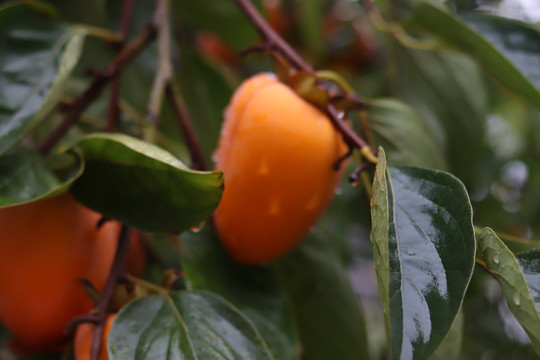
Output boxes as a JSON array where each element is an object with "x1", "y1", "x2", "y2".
[
  {"x1": 477, "y1": 228, "x2": 540, "y2": 355},
  {"x1": 274, "y1": 231, "x2": 370, "y2": 360},
  {"x1": 430, "y1": 309, "x2": 463, "y2": 360},
  {"x1": 0, "y1": 2, "x2": 86, "y2": 155},
  {"x1": 370, "y1": 148, "x2": 475, "y2": 359},
  {"x1": 181, "y1": 230, "x2": 300, "y2": 360},
  {"x1": 0, "y1": 146, "x2": 82, "y2": 207},
  {"x1": 388, "y1": 39, "x2": 486, "y2": 182},
  {"x1": 366, "y1": 98, "x2": 447, "y2": 170},
  {"x1": 68, "y1": 133, "x2": 224, "y2": 233},
  {"x1": 407, "y1": 2, "x2": 540, "y2": 108},
  {"x1": 108, "y1": 291, "x2": 274, "y2": 360}
]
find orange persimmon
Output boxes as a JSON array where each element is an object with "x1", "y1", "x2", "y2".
[
  {"x1": 213, "y1": 73, "x2": 348, "y2": 264},
  {"x1": 0, "y1": 193, "x2": 120, "y2": 351},
  {"x1": 74, "y1": 314, "x2": 116, "y2": 360}
]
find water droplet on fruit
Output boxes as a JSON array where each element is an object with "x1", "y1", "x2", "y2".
[
  {"x1": 259, "y1": 159, "x2": 269, "y2": 175},
  {"x1": 334, "y1": 186, "x2": 343, "y2": 195},
  {"x1": 268, "y1": 197, "x2": 280, "y2": 215},
  {"x1": 305, "y1": 193, "x2": 319, "y2": 211}
]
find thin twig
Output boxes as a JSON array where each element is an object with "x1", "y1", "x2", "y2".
[
  {"x1": 234, "y1": 0, "x2": 313, "y2": 73},
  {"x1": 37, "y1": 3, "x2": 165, "y2": 155},
  {"x1": 106, "y1": 0, "x2": 135, "y2": 132},
  {"x1": 166, "y1": 83, "x2": 207, "y2": 171},
  {"x1": 234, "y1": 0, "x2": 377, "y2": 164},
  {"x1": 90, "y1": 225, "x2": 133, "y2": 360},
  {"x1": 146, "y1": 0, "x2": 173, "y2": 128}
]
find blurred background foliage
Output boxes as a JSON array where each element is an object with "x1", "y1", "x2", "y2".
[{"x1": 1, "y1": 0, "x2": 540, "y2": 359}]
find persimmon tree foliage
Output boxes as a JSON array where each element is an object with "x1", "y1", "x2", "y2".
[{"x1": 1, "y1": 0, "x2": 540, "y2": 359}]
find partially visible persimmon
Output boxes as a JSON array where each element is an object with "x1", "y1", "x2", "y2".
[
  {"x1": 213, "y1": 73, "x2": 348, "y2": 264},
  {"x1": 0, "y1": 193, "x2": 120, "y2": 351},
  {"x1": 74, "y1": 314, "x2": 116, "y2": 360}
]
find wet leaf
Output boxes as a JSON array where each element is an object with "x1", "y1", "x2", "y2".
[
  {"x1": 108, "y1": 291, "x2": 274, "y2": 360},
  {"x1": 387, "y1": 39, "x2": 486, "y2": 182},
  {"x1": 181, "y1": 229, "x2": 300, "y2": 360},
  {"x1": 68, "y1": 133, "x2": 223, "y2": 233},
  {"x1": 0, "y1": 146, "x2": 82, "y2": 207},
  {"x1": 430, "y1": 309, "x2": 463, "y2": 360},
  {"x1": 366, "y1": 98, "x2": 447, "y2": 170},
  {"x1": 0, "y1": 2, "x2": 86, "y2": 155},
  {"x1": 370, "y1": 148, "x2": 475, "y2": 359},
  {"x1": 407, "y1": 2, "x2": 540, "y2": 108},
  {"x1": 477, "y1": 228, "x2": 540, "y2": 355}
]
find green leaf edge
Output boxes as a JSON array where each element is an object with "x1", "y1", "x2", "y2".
[
  {"x1": 406, "y1": 1, "x2": 540, "y2": 108},
  {"x1": 477, "y1": 227, "x2": 540, "y2": 355}
]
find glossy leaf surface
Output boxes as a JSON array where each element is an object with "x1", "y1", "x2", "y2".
[
  {"x1": 0, "y1": 2, "x2": 86, "y2": 155},
  {"x1": 69, "y1": 133, "x2": 224, "y2": 232},
  {"x1": 274, "y1": 231, "x2": 370, "y2": 360},
  {"x1": 108, "y1": 291, "x2": 274, "y2": 360},
  {"x1": 366, "y1": 98, "x2": 447, "y2": 170},
  {"x1": 387, "y1": 40, "x2": 486, "y2": 181},
  {"x1": 477, "y1": 228, "x2": 540, "y2": 355},
  {"x1": 407, "y1": 2, "x2": 540, "y2": 108},
  {"x1": 181, "y1": 230, "x2": 300, "y2": 360},
  {"x1": 0, "y1": 146, "x2": 82, "y2": 207},
  {"x1": 371, "y1": 148, "x2": 475, "y2": 359}
]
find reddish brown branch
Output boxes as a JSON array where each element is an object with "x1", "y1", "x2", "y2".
[
  {"x1": 166, "y1": 83, "x2": 207, "y2": 171},
  {"x1": 89, "y1": 225, "x2": 132, "y2": 360},
  {"x1": 38, "y1": 4, "x2": 164, "y2": 155},
  {"x1": 106, "y1": 0, "x2": 135, "y2": 132},
  {"x1": 234, "y1": 0, "x2": 313, "y2": 73},
  {"x1": 234, "y1": 0, "x2": 376, "y2": 163}
]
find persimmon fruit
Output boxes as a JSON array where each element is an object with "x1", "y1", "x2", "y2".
[
  {"x1": 74, "y1": 313, "x2": 116, "y2": 360},
  {"x1": 0, "y1": 193, "x2": 120, "y2": 351},
  {"x1": 213, "y1": 73, "x2": 348, "y2": 264}
]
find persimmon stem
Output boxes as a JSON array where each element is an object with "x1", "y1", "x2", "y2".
[
  {"x1": 89, "y1": 225, "x2": 132, "y2": 360},
  {"x1": 106, "y1": 0, "x2": 135, "y2": 132},
  {"x1": 234, "y1": 0, "x2": 377, "y2": 164},
  {"x1": 37, "y1": 2, "x2": 165, "y2": 155}
]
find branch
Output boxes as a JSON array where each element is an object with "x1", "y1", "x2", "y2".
[
  {"x1": 146, "y1": 0, "x2": 173, "y2": 128},
  {"x1": 106, "y1": 0, "x2": 135, "y2": 132},
  {"x1": 37, "y1": 1, "x2": 165, "y2": 155},
  {"x1": 234, "y1": 0, "x2": 313, "y2": 73},
  {"x1": 234, "y1": 0, "x2": 377, "y2": 165},
  {"x1": 90, "y1": 225, "x2": 132, "y2": 360},
  {"x1": 166, "y1": 83, "x2": 207, "y2": 171}
]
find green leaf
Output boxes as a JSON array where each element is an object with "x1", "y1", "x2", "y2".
[
  {"x1": 407, "y1": 2, "x2": 540, "y2": 108},
  {"x1": 108, "y1": 291, "x2": 274, "y2": 360},
  {"x1": 370, "y1": 148, "x2": 475, "y2": 359},
  {"x1": 68, "y1": 133, "x2": 224, "y2": 233},
  {"x1": 477, "y1": 228, "x2": 540, "y2": 355},
  {"x1": 0, "y1": 2, "x2": 87, "y2": 155},
  {"x1": 0, "y1": 146, "x2": 83, "y2": 207},
  {"x1": 181, "y1": 230, "x2": 300, "y2": 360},
  {"x1": 429, "y1": 309, "x2": 463, "y2": 360},
  {"x1": 388, "y1": 40, "x2": 486, "y2": 181},
  {"x1": 366, "y1": 98, "x2": 447, "y2": 170},
  {"x1": 274, "y1": 231, "x2": 370, "y2": 360}
]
